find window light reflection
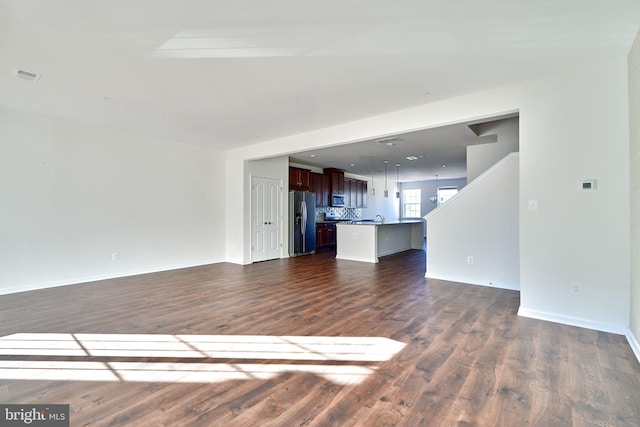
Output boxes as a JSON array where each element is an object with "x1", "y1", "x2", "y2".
[{"x1": 0, "y1": 333, "x2": 405, "y2": 386}]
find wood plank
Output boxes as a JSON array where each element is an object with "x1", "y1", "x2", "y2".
[
  {"x1": 529, "y1": 388, "x2": 572, "y2": 427},
  {"x1": 568, "y1": 331, "x2": 616, "y2": 426}
]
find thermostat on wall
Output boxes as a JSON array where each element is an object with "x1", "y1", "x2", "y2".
[{"x1": 578, "y1": 179, "x2": 597, "y2": 191}]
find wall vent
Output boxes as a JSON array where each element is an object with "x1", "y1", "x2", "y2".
[{"x1": 14, "y1": 69, "x2": 41, "y2": 82}]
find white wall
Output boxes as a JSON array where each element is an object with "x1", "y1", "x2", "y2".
[
  {"x1": 400, "y1": 178, "x2": 467, "y2": 218},
  {"x1": 425, "y1": 153, "x2": 519, "y2": 290},
  {"x1": 0, "y1": 109, "x2": 225, "y2": 294},
  {"x1": 467, "y1": 117, "x2": 519, "y2": 182},
  {"x1": 517, "y1": 60, "x2": 630, "y2": 333},
  {"x1": 225, "y1": 57, "x2": 631, "y2": 333},
  {"x1": 629, "y1": 30, "x2": 640, "y2": 353},
  {"x1": 361, "y1": 186, "x2": 400, "y2": 221}
]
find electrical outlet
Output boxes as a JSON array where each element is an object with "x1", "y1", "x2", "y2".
[
  {"x1": 467, "y1": 256, "x2": 474, "y2": 265},
  {"x1": 528, "y1": 199, "x2": 539, "y2": 211},
  {"x1": 111, "y1": 252, "x2": 120, "y2": 261},
  {"x1": 570, "y1": 282, "x2": 582, "y2": 294}
]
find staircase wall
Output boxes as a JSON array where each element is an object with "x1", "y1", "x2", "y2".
[
  {"x1": 467, "y1": 117, "x2": 519, "y2": 182},
  {"x1": 425, "y1": 153, "x2": 519, "y2": 290}
]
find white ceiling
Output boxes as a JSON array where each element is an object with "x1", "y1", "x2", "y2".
[
  {"x1": 1, "y1": 1, "x2": 639, "y2": 161},
  {"x1": 290, "y1": 116, "x2": 513, "y2": 182}
]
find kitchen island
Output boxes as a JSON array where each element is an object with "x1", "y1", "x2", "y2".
[{"x1": 335, "y1": 220, "x2": 425, "y2": 263}]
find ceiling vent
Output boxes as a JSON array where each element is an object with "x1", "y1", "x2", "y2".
[{"x1": 14, "y1": 69, "x2": 41, "y2": 82}]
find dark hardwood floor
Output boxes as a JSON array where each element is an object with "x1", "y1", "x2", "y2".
[{"x1": 1, "y1": 249, "x2": 639, "y2": 426}]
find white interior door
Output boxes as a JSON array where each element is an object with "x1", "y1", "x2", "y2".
[{"x1": 251, "y1": 177, "x2": 282, "y2": 262}]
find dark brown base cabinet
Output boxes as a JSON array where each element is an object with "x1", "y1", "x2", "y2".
[{"x1": 316, "y1": 223, "x2": 336, "y2": 248}]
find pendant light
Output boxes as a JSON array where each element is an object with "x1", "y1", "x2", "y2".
[
  {"x1": 384, "y1": 160, "x2": 389, "y2": 197},
  {"x1": 431, "y1": 174, "x2": 439, "y2": 204},
  {"x1": 395, "y1": 164, "x2": 400, "y2": 198},
  {"x1": 370, "y1": 156, "x2": 376, "y2": 196}
]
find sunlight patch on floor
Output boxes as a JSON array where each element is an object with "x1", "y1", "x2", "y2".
[{"x1": 0, "y1": 333, "x2": 405, "y2": 386}]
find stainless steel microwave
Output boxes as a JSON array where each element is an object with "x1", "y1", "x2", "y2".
[{"x1": 331, "y1": 193, "x2": 345, "y2": 207}]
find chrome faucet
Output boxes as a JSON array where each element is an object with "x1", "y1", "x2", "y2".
[{"x1": 376, "y1": 214, "x2": 385, "y2": 223}]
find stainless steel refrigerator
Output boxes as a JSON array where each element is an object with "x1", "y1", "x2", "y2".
[{"x1": 289, "y1": 191, "x2": 316, "y2": 256}]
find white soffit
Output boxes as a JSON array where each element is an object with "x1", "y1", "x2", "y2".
[{"x1": 154, "y1": 25, "x2": 359, "y2": 58}]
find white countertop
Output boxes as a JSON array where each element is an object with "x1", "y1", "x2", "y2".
[{"x1": 337, "y1": 219, "x2": 424, "y2": 226}]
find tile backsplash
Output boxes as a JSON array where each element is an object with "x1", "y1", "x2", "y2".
[{"x1": 317, "y1": 207, "x2": 361, "y2": 221}]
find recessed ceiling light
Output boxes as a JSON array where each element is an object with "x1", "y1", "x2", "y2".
[
  {"x1": 309, "y1": 154, "x2": 317, "y2": 158},
  {"x1": 406, "y1": 156, "x2": 418, "y2": 161},
  {"x1": 350, "y1": 163, "x2": 356, "y2": 167},
  {"x1": 386, "y1": 142, "x2": 396, "y2": 146},
  {"x1": 442, "y1": 164, "x2": 447, "y2": 168}
]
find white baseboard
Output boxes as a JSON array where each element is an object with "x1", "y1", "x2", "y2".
[
  {"x1": 335, "y1": 255, "x2": 378, "y2": 263},
  {"x1": 517, "y1": 306, "x2": 628, "y2": 336},
  {"x1": 625, "y1": 329, "x2": 640, "y2": 364},
  {"x1": 225, "y1": 256, "x2": 252, "y2": 265},
  {"x1": 424, "y1": 272, "x2": 519, "y2": 291},
  {"x1": 0, "y1": 259, "x2": 219, "y2": 296}
]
